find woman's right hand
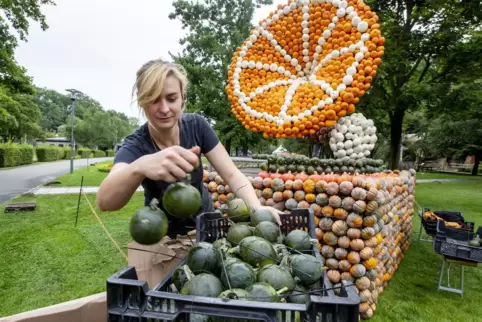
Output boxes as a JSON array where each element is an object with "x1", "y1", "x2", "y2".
[{"x1": 136, "y1": 146, "x2": 201, "y2": 182}]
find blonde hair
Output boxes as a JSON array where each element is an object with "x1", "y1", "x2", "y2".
[{"x1": 132, "y1": 59, "x2": 189, "y2": 110}]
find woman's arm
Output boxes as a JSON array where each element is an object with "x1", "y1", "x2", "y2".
[
  {"x1": 206, "y1": 144, "x2": 261, "y2": 209},
  {"x1": 97, "y1": 159, "x2": 147, "y2": 211}
]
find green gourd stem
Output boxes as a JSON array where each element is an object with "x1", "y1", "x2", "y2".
[
  {"x1": 169, "y1": 283, "x2": 179, "y2": 293},
  {"x1": 227, "y1": 246, "x2": 240, "y2": 256},
  {"x1": 310, "y1": 238, "x2": 320, "y2": 245},
  {"x1": 279, "y1": 254, "x2": 290, "y2": 269},
  {"x1": 276, "y1": 287, "x2": 289, "y2": 295},
  {"x1": 149, "y1": 198, "x2": 160, "y2": 210},
  {"x1": 182, "y1": 265, "x2": 195, "y2": 281}
]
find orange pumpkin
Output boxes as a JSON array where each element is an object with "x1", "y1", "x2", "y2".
[
  {"x1": 321, "y1": 205, "x2": 334, "y2": 217},
  {"x1": 295, "y1": 172, "x2": 309, "y2": 181},
  {"x1": 282, "y1": 190, "x2": 293, "y2": 200},
  {"x1": 303, "y1": 179, "x2": 316, "y2": 193},
  {"x1": 305, "y1": 193, "x2": 316, "y2": 203},
  {"x1": 272, "y1": 191, "x2": 284, "y2": 203},
  {"x1": 363, "y1": 257, "x2": 379, "y2": 270}
]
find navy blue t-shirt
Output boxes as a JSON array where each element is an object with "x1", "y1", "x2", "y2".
[{"x1": 114, "y1": 113, "x2": 219, "y2": 236}]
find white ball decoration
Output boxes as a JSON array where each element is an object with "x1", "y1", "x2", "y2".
[{"x1": 328, "y1": 113, "x2": 378, "y2": 159}]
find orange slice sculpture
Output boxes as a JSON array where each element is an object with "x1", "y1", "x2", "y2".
[{"x1": 226, "y1": 0, "x2": 384, "y2": 139}]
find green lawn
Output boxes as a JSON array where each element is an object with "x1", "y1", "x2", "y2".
[
  {"x1": 52, "y1": 160, "x2": 113, "y2": 186},
  {"x1": 416, "y1": 171, "x2": 482, "y2": 180},
  {"x1": 371, "y1": 180, "x2": 482, "y2": 322},
  {"x1": 0, "y1": 192, "x2": 144, "y2": 317},
  {"x1": 1, "y1": 180, "x2": 481, "y2": 319}
]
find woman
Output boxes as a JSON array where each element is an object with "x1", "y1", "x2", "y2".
[{"x1": 97, "y1": 59, "x2": 282, "y2": 238}]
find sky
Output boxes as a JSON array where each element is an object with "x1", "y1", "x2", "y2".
[{"x1": 14, "y1": 0, "x2": 287, "y2": 123}]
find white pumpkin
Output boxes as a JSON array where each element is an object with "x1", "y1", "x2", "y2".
[{"x1": 328, "y1": 113, "x2": 378, "y2": 160}]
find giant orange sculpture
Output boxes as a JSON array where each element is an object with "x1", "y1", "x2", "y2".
[{"x1": 226, "y1": 0, "x2": 384, "y2": 139}]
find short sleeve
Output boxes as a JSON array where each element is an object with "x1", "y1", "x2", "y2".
[
  {"x1": 197, "y1": 115, "x2": 220, "y2": 154},
  {"x1": 114, "y1": 137, "x2": 144, "y2": 164}
]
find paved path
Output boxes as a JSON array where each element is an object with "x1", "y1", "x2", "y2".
[{"x1": 0, "y1": 157, "x2": 112, "y2": 203}]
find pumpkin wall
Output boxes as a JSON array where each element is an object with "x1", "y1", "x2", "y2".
[{"x1": 203, "y1": 169, "x2": 416, "y2": 320}]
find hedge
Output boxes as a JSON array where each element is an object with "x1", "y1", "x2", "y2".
[
  {"x1": 0, "y1": 143, "x2": 34, "y2": 167},
  {"x1": 93, "y1": 150, "x2": 106, "y2": 157},
  {"x1": 106, "y1": 150, "x2": 115, "y2": 157},
  {"x1": 36, "y1": 146, "x2": 62, "y2": 162},
  {"x1": 77, "y1": 148, "x2": 91, "y2": 159}
]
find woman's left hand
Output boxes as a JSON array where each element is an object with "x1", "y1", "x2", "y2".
[{"x1": 253, "y1": 205, "x2": 284, "y2": 226}]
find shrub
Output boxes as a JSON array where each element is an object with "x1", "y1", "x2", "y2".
[
  {"x1": 77, "y1": 148, "x2": 91, "y2": 158},
  {"x1": 63, "y1": 147, "x2": 72, "y2": 160},
  {"x1": 106, "y1": 149, "x2": 115, "y2": 157},
  {"x1": 93, "y1": 150, "x2": 106, "y2": 157},
  {"x1": 36, "y1": 146, "x2": 61, "y2": 162},
  {"x1": 97, "y1": 163, "x2": 113, "y2": 173},
  {"x1": 0, "y1": 143, "x2": 34, "y2": 167}
]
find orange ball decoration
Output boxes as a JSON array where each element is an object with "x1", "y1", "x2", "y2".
[{"x1": 226, "y1": 0, "x2": 383, "y2": 138}]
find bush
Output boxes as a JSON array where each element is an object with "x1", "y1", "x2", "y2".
[
  {"x1": 97, "y1": 163, "x2": 113, "y2": 173},
  {"x1": 63, "y1": 147, "x2": 72, "y2": 160},
  {"x1": 77, "y1": 148, "x2": 91, "y2": 158},
  {"x1": 93, "y1": 150, "x2": 106, "y2": 157},
  {"x1": 36, "y1": 146, "x2": 61, "y2": 162},
  {"x1": 0, "y1": 143, "x2": 34, "y2": 167},
  {"x1": 106, "y1": 149, "x2": 115, "y2": 157}
]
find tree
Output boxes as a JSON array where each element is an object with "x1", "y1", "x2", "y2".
[
  {"x1": 358, "y1": 0, "x2": 482, "y2": 169},
  {"x1": 168, "y1": 0, "x2": 273, "y2": 154},
  {"x1": 1, "y1": 0, "x2": 56, "y2": 140}
]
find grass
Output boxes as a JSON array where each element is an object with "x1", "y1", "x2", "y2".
[
  {"x1": 0, "y1": 192, "x2": 144, "y2": 317},
  {"x1": 52, "y1": 157, "x2": 210, "y2": 187},
  {"x1": 371, "y1": 180, "x2": 482, "y2": 322},
  {"x1": 52, "y1": 160, "x2": 113, "y2": 187},
  {"x1": 1, "y1": 177, "x2": 481, "y2": 319},
  {"x1": 416, "y1": 171, "x2": 482, "y2": 181}
]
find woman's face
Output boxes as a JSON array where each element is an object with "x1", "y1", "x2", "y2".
[{"x1": 144, "y1": 74, "x2": 183, "y2": 130}]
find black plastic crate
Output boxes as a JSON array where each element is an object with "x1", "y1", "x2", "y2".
[
  {"x1": 433, "y1": 220, "x2": 482, "y2": 263},
  {"x1": 420, "y1": 208, "x2": 474, "y2": 237},
  {"x1": 107, "y1": 209, "x2": 360, "y2": 321}
]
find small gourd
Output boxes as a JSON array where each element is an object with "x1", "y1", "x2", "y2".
[
  {"x1": 350, "y1": 264, "x2": 367, "y2": 278},
  {"x1": 350, "y1": 238, "x2": 365, "y2": 251},
  {"x1": 353, "y1": 200, "x2": 367, "y2": 214},
  {"x1": 315, "y1": 193, "x2": 329, "y2": 206},
  {"x1": 319, "y1": 217, "x2": 334, "y2": 231},
  {"x1": 271, "y1": 178, "x2": 285, "y2": 192},
  {"x1": 341, "y1": 197, "x2": 356, "y2": 211},
  {"x1": 468, "y1": 234, "x2": 481, "y2": 247},
  {"x1": 285, "y1": 198, "x2": 298, "y2": 210},
  {"x1": 334, "y1": 208, "x2": 348, "y2": 220},
  {"x1": 334, "y1": 248, "x2": 348, "y2": 260},
  {"x1": 338, "y1": 260, "x2": 352, "y2": 272},
  {"x1": 351, "y1": 187, "x2": 367, "y2": 200},
  {"x1": 321, "y1": 245, "x2": 335, "y2": 258},
  {"x1": 303, "y1": 179, "x2": 316, "y2": 193},
  {"x1": 323, "y1": 231, "x2": 339, "y2": 246},
  {"x1": 339, "y1": 181, "x2": 354, "y2": 195},
  {"x1": 326, "y1": 182, "x2": 340, "y2": 195},
  {"x1": 337, "y1": 236, "x2": 351, "y2": 248},
  {"x1": 332, "y1": 220, "x2": 348, "y2": 237},
  {"x1": 327, "y1": 270, "x2": 341, "y2": 283},
  {"x1": 326, "y1": 258, "x2": 340, "y2": 270}
]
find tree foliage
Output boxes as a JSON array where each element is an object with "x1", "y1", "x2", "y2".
[
  {"x1": 168, "y1": 0, "x2": 273, "y2": 153},
  {"x1": 357, "y1": 0, "x2": 482, "y2": 169},
  {"x1": 0, "y1": 0, "x2": 56, "y2": 140}
]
